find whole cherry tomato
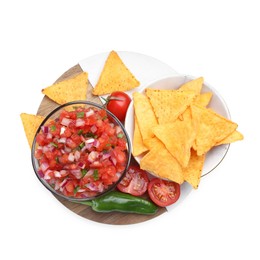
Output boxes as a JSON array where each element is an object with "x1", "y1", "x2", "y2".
[{"x1": 106, "y1": 91, "x2": 131, "y2": 122}]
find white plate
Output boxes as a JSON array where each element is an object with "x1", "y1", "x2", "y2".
[{"x1": 125, "y1": 75, "x2": 231, "y2": 177}]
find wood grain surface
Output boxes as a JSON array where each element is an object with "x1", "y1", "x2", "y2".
[{"x1": 37, "y1": 64, "x2": 167, "y2": 225}]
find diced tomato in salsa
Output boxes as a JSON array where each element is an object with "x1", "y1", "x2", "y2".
[{"x1": 34, "y1": 106, "x2": 128, "y2": 198}]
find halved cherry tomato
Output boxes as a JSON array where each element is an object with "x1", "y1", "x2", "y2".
[
  {"x1": 148, "y1": 178, "x2": 180, "y2": 207},
  {"x1": 106, "y1": 91, "x2": 131, "y2": 122},
  {"x1": 117, "y1": 165, "x2": 149, "y2": 196}
]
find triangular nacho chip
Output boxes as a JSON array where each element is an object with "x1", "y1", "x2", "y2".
[
  {"x1": 133, "y1": 92, "x2": 158, "y2": 146},
  {"x1": 143, "y1": 136, "x2": 161, "y2": 151},
  {"x1": 140, "y1": 140, "x2": 184, "y2": 184},
  {"x1": 194, "y1": 92, "x2": 213, "y2": 107},
  {"x1": 42, "y1": 72, "x2": 88, "y2": 104},
  {"x1": 133, "y1": 116, "x2": 148, "y2": 156},
  {"x1": 179, "y1": 77, "x2": 204, "y2": 95},
  {"x1": 145, "y1": 88, "x2": 196, "y2": 124},
  {"x1": 215, "y1": 130, "x2": 244, "y2": 146},
  {"x1": 152, "y1": 107, "x2": 197, "y2": 167},
  {"x1": 183, "y1": 149, "x2": 205, "y2": 189},
  {"x1": 92, "y1": 51, "x2": 140, "y2": 95},
  {"x1": 20, "y1": 113, "x2": 45, "y2": 148},
  {"x1": 191, "y1": 104, "x2": 238, "y2": 155}
]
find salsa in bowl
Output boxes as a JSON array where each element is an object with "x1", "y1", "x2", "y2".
[{"x1": 32, "y1": 101, "x2": 131, "y2": 202}]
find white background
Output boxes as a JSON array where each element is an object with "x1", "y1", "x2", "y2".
[{"x1": 1, "y1": 1, "x2": 259, "y2": 259}]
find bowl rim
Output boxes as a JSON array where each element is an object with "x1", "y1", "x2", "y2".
[{"x1": 31, "y1": 100, "x2": 132, "y2": 202}]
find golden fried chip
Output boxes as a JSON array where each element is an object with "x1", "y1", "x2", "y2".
[
  {"x1": 194, "y1": 92, "x2": 213, "y2": 107},
  {"x1": 93, "y1": 51, "x2": 140, "y2": 95},
  {"x1": 215, "y1": 130, "x2": 244, "y2": 146},
  {"x1": 153, "y1": 107, "x2": 197, "y2": 168},
  {"x1": 191, "y1": 104, "x2": 238, "y2": 155},
  {"x1": 183, "y1": 149, "x2": 205, "y2": 189},
  {"x1": 133, "y1": 116, "x2": 148, "y2": 156},
  {"x1": 143, "y1": 136, "x2": 162, "y2": 150},
  {"x1": 145, "y1": 88, "x2": 197, "y2": 124},
  {"x1": 140, "y1": 141, "x2": 184, "y2": 184},
  {"x1": 42, "y1": 72, "x2": 88, "y2": 104},
  {"x1": 133, "y1": 92, "x2": 158, "y2": 146},
  {"x1": 179, "y1": 77, "x2": 204, "y2": 95},
  {"x1": 20, "y1": 113, "x2": 45, "y2": 148}
]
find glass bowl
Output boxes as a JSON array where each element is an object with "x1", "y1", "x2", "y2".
[{"x1": 31, "y1": 101, "x2": 131, "y2": 202}]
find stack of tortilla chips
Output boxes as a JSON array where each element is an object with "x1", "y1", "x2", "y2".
[{"x1": 133, "y1": 77, "x2": 243, "y2": 188}]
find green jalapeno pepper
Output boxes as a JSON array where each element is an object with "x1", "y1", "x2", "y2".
[{"x1": 80, "y1": 191, "x2": 158, "y2": 215}]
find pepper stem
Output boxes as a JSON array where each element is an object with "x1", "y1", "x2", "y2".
[{"x1": 79, "y1": 200, "x2": 93, "y2": 206}]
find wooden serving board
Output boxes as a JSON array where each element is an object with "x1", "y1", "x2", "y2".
[{"x1": 37, "y1": 64, "x2": 167, "y2": 225}]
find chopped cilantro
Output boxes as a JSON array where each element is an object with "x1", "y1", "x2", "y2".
[
  {"x1": 81, "y1": 169, "x2": 87, "y2": 177},
  {"x1": 50, "y1": 125, "x2": 56, "y2": 131},
  {"x1": 117, "y1": 133, "x2": 124, "y2": 138},
  {"x1": 79, "y1": 142, "x2": 85, "y2": 149},
  {"x1": 77, "y1": 129, "x2": 83, "y2": 135},
  {"x1": 76, "y1": 111, "x2": 85, "y2": 118},
  {"x1": 73, "y1": 186, "x2": 80, "y2": 194},
  {"x1": 85, "y1": 132, "x2": 96, "y2": 138},
  {"x1": 50, "y1": 142, "x2": 58, "y2": 148},
  {"x1": 93, "y1": 169, "x2": 99, "y2": 181}
]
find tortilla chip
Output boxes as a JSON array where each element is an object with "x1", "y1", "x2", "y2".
[
  {"x1": 191, "y1": 104, "x2": 238, "y2": 155},
  {"x1": 194, "y1": 92, "x2": 213, "y2": 107},
  {"x1": 133, "y1": 92, "x2": 158, "y2": 146},
  {"x1": 145, "y1": 88, "x2": 196, "y2": 124},
  {"x1": 93, "y1": 51, "x2": 140, "y2": 95},
  {"x1": 153, "y1": 107, "x2": 197, "y2": 168},
  {"x1": 133, "y1": 116, "x2": 148, "y2": 156},
  {"x1": 144, "y1": 136, "x2": 163, "y2": 151},
  {"x1": 183, "y1": 149, "x2": 205, "y2": 189},
  {"x1": 140, "y1": 141, "x2": 184, "y2": 184},
  {"x1": 42, "y1": 72, "x2": 88, "y2": 104},
  {"x1": 179, "y1": 77, "x2": 204, "y2": 95},
  {"x1": 215, "y1": 130, "x2": 244, "y2": 146},
  {"x1": 20, "y1": 113, "x2": 45, "y2": 148}
]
